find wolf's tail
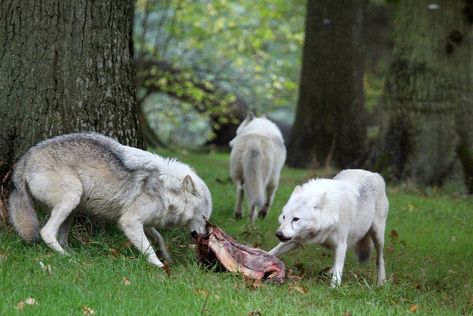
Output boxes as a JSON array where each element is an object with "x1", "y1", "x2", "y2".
[
  {"x1": 243, "y1": 148, "x2": 265, "y2": 209},
  {"x1": 355, "y1": 233, "x2": 372, "y2": 263},
  {"x1": 8, "y1": 160, "x2": 40, "y2": 242}
]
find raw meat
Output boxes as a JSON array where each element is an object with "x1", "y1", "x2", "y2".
[{"x1": 195, "y1": 224, "x2": 285, "y2": 283}]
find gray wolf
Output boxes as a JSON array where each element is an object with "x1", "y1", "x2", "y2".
[
  {"x1": 229, "y1": 113, "x2": 286, "y2": 223},
  {"x1": 269, "y1": 169, "x2": 388, "y2": 287},
  {"x1": 8, "y1": 133, "x2": 212, "y2": 268}
]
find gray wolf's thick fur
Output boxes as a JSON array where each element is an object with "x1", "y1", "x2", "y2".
[
  {"x1": 270, "y1": 169, "x2": 388, "y2": 287},
  {"x1": 229, "y1": 114, "x2": 286, "y2": 223},
  {"x1": 8, "y1": 133, "x2": 212, "y2": 268}
]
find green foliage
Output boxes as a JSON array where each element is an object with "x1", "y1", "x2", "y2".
[
  {"x1": 134, "y1": 0, "x2": 305, "y2": 124},
  {"x1": 1, "y1": 151, "x2": 472, "y2": 315}
]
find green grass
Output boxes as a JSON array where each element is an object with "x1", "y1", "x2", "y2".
[{"x1": 1, "y1": 150, "x2": 472, "y2": 315}]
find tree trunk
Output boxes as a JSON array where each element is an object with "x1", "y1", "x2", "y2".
[
  {"x1": 0, "y1": 0, "x2": 143, "y2": 181},
  {"x1": 379, "y1": 0, "x2": 472, "y2": 189},
  {"x1": 287, "y1": 0, "x2": 367, "y2": 169}
]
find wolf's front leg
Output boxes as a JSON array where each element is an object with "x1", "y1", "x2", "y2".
[
  {"x1": 145, "y1": 227, "x2": 172, "y2": 263},
  {"x1": 119, "y1": 216, "x2": 164, "y2": 268},
  {"x1": 331, "y1": 242, "x2": 347, "y2": 288},
  {"x1": 269, "y1": 241, "x2": 300, "y2": 257}
]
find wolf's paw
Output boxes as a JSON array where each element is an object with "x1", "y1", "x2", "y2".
[{"x1": 234, "y1": 213, "x2": 242, "y2": 220}]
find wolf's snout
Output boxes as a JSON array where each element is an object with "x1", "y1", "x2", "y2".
[
  {"x1": 191, "y1": 230, "x2": 198, "y2": 238},
  {"x1": 275, "y1": 230, "x2": 290, "y2": 242}
]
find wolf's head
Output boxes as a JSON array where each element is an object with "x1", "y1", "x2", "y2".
[
  {"x1": 274, "y1": 180, "x2": 342, "y2": 244},
  {"x1": 182, "y1": 175, "x2": 212, "y2": 238}
]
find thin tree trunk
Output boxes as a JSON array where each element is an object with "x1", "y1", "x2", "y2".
[
  {"x1": 287, "y1": 0, "x2": 367, "y2": 169},
  {"x1": 0, "y1": 0, "x2": 143, "y2": 181}
]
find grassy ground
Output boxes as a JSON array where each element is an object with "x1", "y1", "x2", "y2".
[{"x1": 1, "y1": 149, "x2": 472, "y2": 315}]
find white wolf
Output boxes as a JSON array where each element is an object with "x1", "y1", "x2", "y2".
[
  {"x1": 229, "y1": 113, "x2": 286, "y2": 223},
  {"x1": 270, "y1": 169, "x2": 388, "y2": 287},
  {"x1": 8, "y1": 133, "x2": 212, "y2": 268}
]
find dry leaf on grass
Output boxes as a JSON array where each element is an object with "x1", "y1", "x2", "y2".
[
  {"x1": 82, "y1": 306, "x2": 96, "y2": 315},
  {"x1": 0, "y1": 251, "x2": 8, "y2": 262},
  {"x1": 109, "y1": 248, "x2": 120, "y2": 258},
  {"x1": 288, "y1": 284, "x2": 309, "y2": 294},
  {"x1": 248, "y1": 311, "x2": 262, "y2": 316},
  {"x1": 163, "y1": 262, "x2": 172, "y2": 277},
  {"x1": 194, "y1": 288, "x2": 210, "y2": 297},
  {"x1": 39, "y1": 261, "x2": 52, "y2": 275},
  {"x1": 123, "y1": 276, "x2": 131, "y2": 286},
  {"x1": 409, "y1": 304, "x2": 418, "y2": 313},
  {"x1": 16, "y1": 297, "x2": 37, "y2": 310}
]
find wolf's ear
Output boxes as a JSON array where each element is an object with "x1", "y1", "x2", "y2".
[
  {"x1": 314, "y1": 192, "x2": 327, "y2": 210},
  {"x1": 246, "y1": 112, "x2": 255, "y2": 121},
  {"x1": 182, "y1": 175, "x2": 197, "y2": 196}
]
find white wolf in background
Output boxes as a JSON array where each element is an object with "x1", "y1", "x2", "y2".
[
  {"x1": 229, "y1": 113, "x2": 286, "y2": 224},
  {"x1": 270, "y1": 169, "x2": 388, "y2": 287},
  {"x1": 8, "y1": 133, "x2": 212, "y2": 268}
]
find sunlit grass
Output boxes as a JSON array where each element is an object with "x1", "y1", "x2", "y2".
[{"x1": 1, "y1": 150, "x2": 472, "y2": 315}]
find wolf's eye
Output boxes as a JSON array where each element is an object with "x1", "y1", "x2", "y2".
[
  {"x1": 282, "y1": 215, "x2": 285, "y2": 220},
  {"x1": 293, "y1": 217, "x2": 300, "y2": 222}
]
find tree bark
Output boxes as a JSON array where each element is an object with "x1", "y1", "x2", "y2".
[
  {"x1": 287, "y1": 0, "x2": 367, "y2": 169},
  {"x1": 379, "y1": 0, "x2": 472, "y2": 189},
  {"x1": 0, "y1": 0, "x2": 143, "y2": 181}
]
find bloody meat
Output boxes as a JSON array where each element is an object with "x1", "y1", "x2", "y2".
[{"x1": 195, "y1": 224, "x2": 285, "y2": 283}]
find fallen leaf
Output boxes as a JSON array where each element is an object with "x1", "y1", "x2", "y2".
[
  {"x1": 389, "y1": 230, "x2": 399, "y2": 241},
  {"x1": 0, "y1": 251, "x2": 7, "y2": 261},
  {"x1": 39, "y1": 261, "x2": 52, "y2": 275},
  {"x1": 251, "y1": 279, "x2": 262, "y2": 290},
  {"x1": 163, "y1": 262, "x2": 171, "y2": 277},
  {"x1": 386, "y1": 245, "x2": 394, "y2": 253},
  {"x1": 194, "y1": 288, "x2": 210, "y2": 297},
  {"x1": 16, "y1": 301, "x2": 25, "y2": 311},
  {"x1": 109, "y1": 248, "x2": 120, "y2": 258},
  {"x1": 24, "y1": 298, "x2": 37, "y2": 305},
  {"x1": 16, "y1": 297, "x2": 37, "y2": 310},
  {"x1": 122, "y1": 240, "x2": 133, "y2": 249},
  {"x1": 409, "y1": 304, "x2": 418, "y2": 313},
  {"x1": 82, "y1": 306, "x2": 96, "y2": 315},
  {"x1": 288, "y1": 284, "x2": 309, "y2": 294},
  {"x1": 123, "y1": 276, "x2": 131, "y2": 286},
  {"x1": 343, "y1": 312, "x2": 353, "y2": 316},
  {"x1": 248, "y1": 311, "x2": 262, "y2": 316}
]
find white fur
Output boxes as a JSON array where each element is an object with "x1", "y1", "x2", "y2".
[
  {"x1": 229, "y1": 114, "x2": 286, "y2": 223},
  {"x1": 9, "y1": 133, "x2": 212, "y2": 268},
  {"x1": 270, "y1": 169, "x2": 389, "y2": 287}
]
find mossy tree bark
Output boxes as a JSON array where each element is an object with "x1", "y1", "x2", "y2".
[
  {"x1": 287, "y1": 0, "x2": 367, "y2": 169},
  {"x1": 0, "y1": 0, "x2": 143, "y2": 182},
  {"x1": 380, "y1": 0, "x2": 472, "y2": 191}
]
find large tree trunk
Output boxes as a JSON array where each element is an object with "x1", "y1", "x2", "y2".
[
  {"x1": 379, "y1": 0, "x2": 472, "y2": 189},
  {"x1": 287, "y1": 0, "x2": 367, "y2": 169},
  {"x1": 0, "y1": 0, "x2": 143, "y2": 182}
]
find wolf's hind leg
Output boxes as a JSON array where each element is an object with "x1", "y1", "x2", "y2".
[
  {"x1": 119, "y1": 216, "x2": 164, "y2": 268},
  {"x1": 369, "y1": 222, "x2": 386, "y2": 286},
  {"x1": 57, "y1": 215, "x2": 74, "y2": 250},
  {"x1": 145, "y1": 227, "x2": 172, "y2": 263},
  {"x1": 234, "y1": 181, "x2": 244, "y2": 220},
  {"x1": 259, "y1": 181, "x2": 277, "y2": 219},
  {"x1": 249, "y1": 205, "x2": 258, "y2": 224},
  {"x1": 40, "y1": 194, "x2": 81, "y2": 254}
]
